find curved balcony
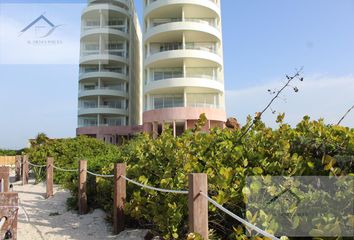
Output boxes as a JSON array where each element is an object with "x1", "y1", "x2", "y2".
[
  {"x1": 144, "y1": 0, "x2": 220, "y2": 19},
  {"x1": 79, "y1": 71, "x2": 129, "y2": 82},
  {"x1": 78, "y1": 88, "x2": 128, "y2": 98},
  {"x1": 144, "y1": 20, "x2": 221, "y2": 42},
  {"x1": 78, "y1": 107, "x2": 128, "y2": 116},
  {"x1": 80, "y1": 52, "x2": 129, "y2": 65},
  {"x1": 144, "y1": 77, "x2": 224, "y2": 94},
  {"x1": 144, "y1": 49, "x2": 223, "y2": 68},
  {"x1": 143, "y1": 107, "x2": 226, "y2": 122},
  {"x1": 83, "y1": 3, "x2": 129, "y2": 17},
  {"x1": 81, "y1": 27, "x2": 129, "y2": 40}
]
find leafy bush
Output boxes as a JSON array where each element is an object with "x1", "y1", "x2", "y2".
[
  {"x1": 27, "y1": 116, "x2": 353, "y2": 239},
  {"x1": 0, "y1": 149, "x2": 18, "y2": 156}
]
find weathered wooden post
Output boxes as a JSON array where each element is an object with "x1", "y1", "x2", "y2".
[
  {"x1": 188, "y1": 173, "x2": 208, "y2": 240},
  {"x1": 78, "y1": 160, "x2": 88, "y2": 214},
  {"x1": 0, "y1": 193, "x2": 18, "y2": 239},
  {"x1": 15, "y1": 156, "x2": 21, "y2": 181},
  {"x1": 113, "y1": 163, "x2": 126, "y2": 234},
  {"x1": 46, "y1": 157, "x2": 54, "y2": 198},
  {"x1": 0, "y1": 167, "x2": 10, "y2": 192},
  {"x1": 22, "y1": 155, "x2": 29, "y2": 185}
]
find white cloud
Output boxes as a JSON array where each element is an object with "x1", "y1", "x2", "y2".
[{"x1": 226, "y1": 75, "x2": 354, "y2": 127}]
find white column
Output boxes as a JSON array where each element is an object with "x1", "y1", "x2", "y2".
[
  {"x1": 183, "y1": 60, "x2": 186, "y2": 78},
  {"x1": 184, "y1": 88, "x2": 187, "y2": 107},
  {"x1": 173, "y1": 121, "x2": 176, "y2": 137},
  {"x1": 124, "y1": 40, "x2": 127, "y2": 58},
  {"x1": 147, "y1": 68, "x2": 151, "y2": 83},
  {"x1": 99, "y1": 34, "x2": 103, "y2": 54},
  {"x1": 146, "y1": 19, "x2": 150, "y2": 30},
  {"x1": 146, "y1": 43, "x2": 150, "y2": 57},
  {"x1": 100, "y1": 10, "x2": 103, "y2": 28},
  {"x1": 147, "y1": 94, "x2": 151, "y2": 110}
]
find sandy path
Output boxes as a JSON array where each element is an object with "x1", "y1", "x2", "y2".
[{"x1": 8, "y1": 178, "x2": 148, "y2": 240}]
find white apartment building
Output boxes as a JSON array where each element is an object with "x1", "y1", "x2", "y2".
[
  {"x1": 77, "y1": 0, "x2": 227, "y2": 142},
  {"x1": 77, "y1": 0, "x2": 142, "y2": 144},
  {"x1": 142, "y1": 0, "x2": 226, "y2": 136}
]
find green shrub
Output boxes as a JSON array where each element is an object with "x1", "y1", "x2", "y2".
[
  {"x1": 27, "y1": 116, "x2": 354, "y2": 239},
  {"x1": 0, "y1": 149, "x2": 18, "y2": 156}
]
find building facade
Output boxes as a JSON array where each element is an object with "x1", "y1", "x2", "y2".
[
  {"x1": 142, "y1": 0, "x2": 226, "y2": 136},
  {"x1": 77, "y1": 0, "x2": 142, "y2": 144}
]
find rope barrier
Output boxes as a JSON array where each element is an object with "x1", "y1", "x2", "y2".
[
  {"x1": 87, "y1": 171, "x2": 114, "y2": 178},
  {"x1": 121, "y1": 175, "x2": 188, "y2": 194},
  {"x1": 52, "y1": 165, "x2": 77, "y2": 173},
  {"x1": 0, "y1": 206, "x2": 19, "y2": 209},
  {"x1": 200, "y1": 192, "x2": 280, "y2": 240},
  {"x1": 28, "y1": 162, "x2": 46, "y2": 168},
  {"x1": 21, "y1": 158, "x2": 281, "y2": 239}
]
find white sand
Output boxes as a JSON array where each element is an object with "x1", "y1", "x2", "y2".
[{"x1": 9, "y1": 178, "x2": 149, "y2": 240}]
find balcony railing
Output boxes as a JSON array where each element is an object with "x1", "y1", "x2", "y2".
[
  {"x1": 149, "y1": 18, "x2": 217, "y2": 29},
  {"x1": 79, "y1": 86, "x2": 125, "y2": 92},
  {"x1": 146, "y1": 0, "x2": 218, "y2": 7},
  {"x1": 82, "y1": 21, "x2": 127, "y2": 33},
  {"x1": 146, "y1": 102, "x2": 222, "y2": 111},
  {"x1": 187, "y1": 103, "x2": 222, "y2": 109},
  {"x1": 148, "y1": 42, "x2": 218, "y2": 56},
  {"x1": 79, "y1": 103, "x2": 125, "y2": 109},
  {"x1": 80, "y1": 68, "x2": 126, "y2": 76},
  {"x1": 101, "y1": 119, "x2": 124, "y2": 126},
  {"x1": 149, "y1": 67, "x2": 219, "y2": 82},
  {"x1": 78, "y1": 122, "x2": 125, "y2": 128},
  {"x1": 81, "y1": 50, "x2": 127, "y2": 57},
  {"x1": 78, "y1": 123, "x2": 97, "y2": 128}
]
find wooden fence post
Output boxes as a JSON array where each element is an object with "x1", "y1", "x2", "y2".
[
  {"x1": 22, "y1": 155, "x2": 29, "y2": 185},
  {"x1": 15, "y1": 156, "x2": 21, "y2": 181},
  {"x1": 0, "y1": 167, "x2": 10, "y2": 192},
  {"x1": 113, "y1": 163, "x2": 126, "y2": 234},
  {"x1": 46, "y1": 157, "x2": 54, "y2": 198},
  {"x1": 0, "y1": 193, "x2": 18, "y2": 239},
  {"x1": 188, "y1": 173, "x2": 208, "y2": 240},
  {"x1": 78, "y1": 160, "x2": 87, "y2": 214}
]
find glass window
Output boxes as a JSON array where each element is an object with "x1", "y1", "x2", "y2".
[
  {"x1": 154, "y1": 97, "x2": 164, "y2": 109},
  {"x1": 108, "y1": 19, "x2": 124, "y2": 26},
  {"x1": 164, "y1": 97, "x2": 173, "y2": 108},
  {"x1": 174, "y1": 96, "x2": 184, "y2": 107},
  {"x1": 154, "y1": 72, "x2": 164, "y2": 80}
]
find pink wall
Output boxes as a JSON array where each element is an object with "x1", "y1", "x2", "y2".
[{"x1": 143, "y1": 107, "x2": 227, "y2": 123}]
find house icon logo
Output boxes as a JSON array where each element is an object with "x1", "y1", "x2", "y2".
[{"x1": 19, "y1": 13, "x2": 63, "y2": 38}]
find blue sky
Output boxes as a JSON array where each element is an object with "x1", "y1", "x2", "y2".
[{"x1": 0, "y1": 0, "x2": 353, "y2": 149}]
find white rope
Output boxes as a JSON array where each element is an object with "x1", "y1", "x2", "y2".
[
  {"x1": 87, "y1": 171, "x2": 114, "y2": 178},
  {"x1": 28, "y1": 162, "x2": 46, "y2": 168},
  {"x1": 200, "y1": 192, "x2": 281, "y2": 240},
  {"x1": 0, "y1": 216, "x2": 7, "y2": 230},
  {"x1": 52, "y1": 165, "x2": 77, "y2": 172},
  {"x1": 121, "y1": 175, "x2": 188, "y2": 194}
]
